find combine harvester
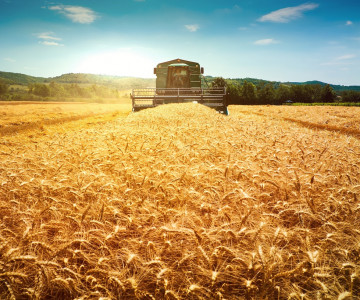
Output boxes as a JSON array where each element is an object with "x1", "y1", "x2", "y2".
[{"x1": 131, "y1": 58, "x2": 228, "y2": 115}]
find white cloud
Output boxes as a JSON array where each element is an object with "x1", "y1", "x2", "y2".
[
  {"x1": 185, "y1": 24, "x2": 199, "y2": 32},
  {"x1": 36, "y1": 31, "x2": 63, "y2": 46},
  {"x1": 48, "y1": 5, "x2": 62, "y2": 11},
  {"x1": 216, "y1": 5, "x2": 241, "y2": 14},
  {"x1": 48, "y1": 5, "x2": 97, "y2": 24},
  {"x1": 337, "y1": 54, "x2": 356, "y2": 60},
  {"x1": 346, "y1": 20, "x2": 353, "y2": 26},
  {"x1": 258, "y1": 3, "x2": 319, "y2": 23},
  {"x1": 4, "y1": 57, "x2": 16, "y2": 62},
  {"x1": 321, "y1": 54, "x2": 356, "y2": 66},
  {"x1": 37, "y1": 32, "x2": 62, "y2": 41},
  {"x1": 254, "y1": 38, "x2": 279, "y2": 45},
  {"x1": 39, "y1": 41, "x2": 64, "y2": 46}
]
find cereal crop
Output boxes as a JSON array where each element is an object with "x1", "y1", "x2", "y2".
[
  {"x1": 237, "y1": 105, "x2": 360, "y2": 138},
  {"x1": 0, "y1": 101, "x2": 131, "y2": 137},
  {"x1": 0, "y1": 103, "x2": 359, "y2": 299}
]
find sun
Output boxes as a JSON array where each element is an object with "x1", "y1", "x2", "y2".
[{"x1": 75, "y1": 48, "x2": 156, "y2": 77}]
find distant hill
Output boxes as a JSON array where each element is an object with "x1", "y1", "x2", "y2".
[
  {"x1": 1, "y1": 71, "x2": 359, "y2": 92},
  {"x1": 205, "y1": 76, "x2": 273, "y2": 87},
  {"x1": 48, "y1": 73, "x2": 156, "y2": 89},
  {"x1": 286, "y1": 80, "x2": 360, "y2": 92},
  {"x1": 224, "y1": 77, "x2": 360, "y2": 92},
  {"x1": 222, "y1": 77, "x2": 360, "y2": 92},
  {"x1": 0, "y1": 71, "x2": 155, "y2": 90},
  {"x1": 0, "y1": 71, "x2": 46, "y2": 85}
]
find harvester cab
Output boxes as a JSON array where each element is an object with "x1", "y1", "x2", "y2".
[
  {"x1": 166, "y1": 63, "x2": 191, "y2": 89},
  {"x1": 131, "y1": 58, "x2": 228, "y2": 114}
]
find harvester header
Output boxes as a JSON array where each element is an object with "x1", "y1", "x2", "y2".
[{"x1": 131, "y1": 58, "x2": 228, "y2": 114}]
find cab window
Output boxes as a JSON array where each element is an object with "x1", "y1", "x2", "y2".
[{"x1": 167, "y1": 66, "x2": 190, "y2": 88}]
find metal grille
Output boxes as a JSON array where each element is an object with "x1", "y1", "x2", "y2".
[{"x1": 131, "y1": 88, "x2": 227, "y2": 110}]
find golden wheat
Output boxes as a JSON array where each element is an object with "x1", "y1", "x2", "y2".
[{"x1": 0, "y1": 103, "x2": 359, "y2": 299}]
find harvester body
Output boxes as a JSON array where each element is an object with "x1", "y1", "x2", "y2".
[{"x1": 131, "y1": 58, "x2": 228, "y2": 114}]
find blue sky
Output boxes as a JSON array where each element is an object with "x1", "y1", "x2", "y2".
[{"x1": 0, "y1": 0, "x2": 359, "y2": 85}]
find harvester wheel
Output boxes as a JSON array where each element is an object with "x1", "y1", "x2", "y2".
[
  {"x1": 132, "y1": 107, "x2": 141, "y2": 112},
  {"x1": 217, "y1": 107, "x2": 229, "y2": 115}
]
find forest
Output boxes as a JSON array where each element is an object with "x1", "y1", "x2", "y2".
[
  {"x1": 0, "y1": 80, "x2": 120, "y2": 101},
  {"x1": 1, "y1": 72, "x2": 360, "y2": 104},
  {"x1": 210, "y1": 77, "x2": 360, "y2": 105}
]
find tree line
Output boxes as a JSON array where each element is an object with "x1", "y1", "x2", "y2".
[
  {"x1": 28, "y1": 82, "x2": 119, "y2": 98},
  {"x1": 1, "y1": 76, "x2": 360, "y2": 104},
  {"x1": 211, "y1": 77, "x2": 360, "y2": 105},
  {"x1": 0, "y1": 80, "x2": 119, "y2": 100},
  {"x1": 0, "y1": 79, "x2": 8, "y2": 95}
]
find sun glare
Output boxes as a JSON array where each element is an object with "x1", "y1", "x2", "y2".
[{"x1": 75, "y1": 49, "x2": 156, "y2": 77}]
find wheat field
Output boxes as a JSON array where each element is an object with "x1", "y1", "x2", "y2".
[
  {"x1": 0, "y1": 103, "x2": 359, "y2": 299},
  {"x1": 0, "y1": 100, "x2": 131, "y2": 138}
]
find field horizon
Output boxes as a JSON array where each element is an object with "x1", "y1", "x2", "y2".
[{"x1": 1, "y1": 70, "x2": 360, "y2": 92}]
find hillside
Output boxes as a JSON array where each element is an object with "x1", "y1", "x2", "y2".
[
  {"x1": 224, "y1": 77, "x2": 360, "y2": 92},
  {"x1": 287, "y1": 80, "x2": 360, "y2": 92},
  {"x1": 1, "y1": 71, "x2": 359, "y2": 92},
  {"x1": 0, "y1": 71, "x2": 156, "y2": 90},
  {"x1": 0, "y1": 71, "x2": 46, "y2": 85},
  {"x1": 48, "y1": 73, "x2": 156, "y2": 89}
]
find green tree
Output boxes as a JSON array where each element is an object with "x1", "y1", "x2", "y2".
[
  {"x1": 276, "y1": 84, "x2": 291, "y2": 104},
  {"x1": 321, "y1": 84, "x2": 336, "y2": 103},
  {"x1": 226, "y1": 81, "x2": 242, "y2": 104},
  {"x1": 241, "y1": 80, "x2": 257, "y2": 104},
  {"x1": 29, "y1": 83, "x2": 50, "y2": 97},
  {"x1": 290, "y1": 85, "x2": 314, "y2": 103},
  {"x1": 211, "y1": 77, "x2": 227, "y2": 88},
  {"x1": 341, "y1": 90, "x2": 360, "y2": 103},
  {"x1": 0, "y1": 79, "x2": 8, "y2": 95},
  {"x1": 49, "y1": 81, "x2": 66, "y2": 97},
  {"x1": 308, "y1": 84, "x2": 322, "y2": 102},
  {"x1": 66, "y1": 83, "x2": 85, "y2": 97},
  {"x1": 257, "y1": 83, "x2": 275, "y2": 104}
]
